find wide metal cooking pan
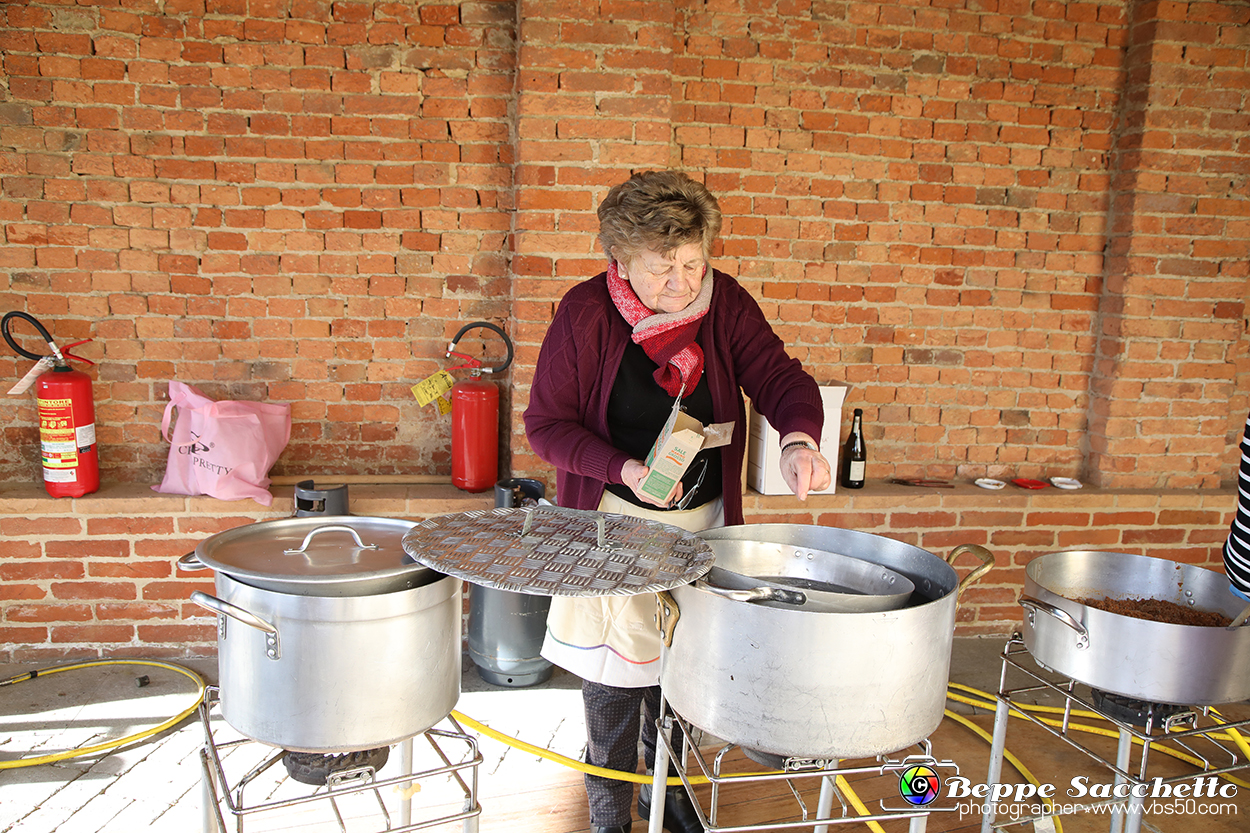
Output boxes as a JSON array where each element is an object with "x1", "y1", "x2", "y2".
[
  {"x1": 702, "y1": 538, "x2": 915, "y2": 612},
  {"x1": 1021, "y1": 550, "x2": 1250, "y2": 705},
  {"x1": 659, "y1": 524, "x2": 992, "y2": 759}
]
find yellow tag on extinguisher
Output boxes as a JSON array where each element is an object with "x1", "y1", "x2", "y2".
[
  {"x1": 411, "y1": 370, "x2": 455, "y2": 408},
  {"x1": 435, "y1": 394, "x2": 452, "y2": 415}
]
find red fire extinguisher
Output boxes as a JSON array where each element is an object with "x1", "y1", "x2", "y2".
[
  {"x1": 3, "y1": 311, "x2": 99, "y2": 498},
  {"x1": 446, "y1": 321, "x2": 513, "y2": 493}
]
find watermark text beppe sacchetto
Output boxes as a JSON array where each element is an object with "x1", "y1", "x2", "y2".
[{"x1": 945, "y1": 774, "x2": 1239, "y2": 819}]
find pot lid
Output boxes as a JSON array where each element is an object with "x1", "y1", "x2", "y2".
[
  {"x1": 401, "y1": 506, "x2": 714, "y2": 596},
  {"x1": 191, "y1": 516, "x2": 426, "y2": 591}
]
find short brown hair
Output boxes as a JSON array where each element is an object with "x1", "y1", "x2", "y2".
[{"x1": 597, "y1": 171, "x2": 722, "y2": 265}]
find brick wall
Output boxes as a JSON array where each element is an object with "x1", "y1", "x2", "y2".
[
  {"x1": 1088, "y1": 0, "x2": 1250, "y2": 488},
  {"x1": 1, "y1": 0, "x2": 518, "y2": 482},
  {"x1": 507, "y1": 0, "x2": 1250, "y2": 491},
  {"x1": 2, "y1": 0, "x2": 1247, "y2": 491},
  {"x1": 2, "y1": 0, "x2": 1249, "y2": 656}
]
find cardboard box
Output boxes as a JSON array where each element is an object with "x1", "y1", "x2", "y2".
[
  {"x1": 747, "y1": 385, "x2": 848, "y2": 495},
  {"x1": 638, "y1": 402, "x2": 734, "y2": 504}
]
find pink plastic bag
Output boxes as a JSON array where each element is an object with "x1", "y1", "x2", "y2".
[{"x1": 154, "y1": 381, "x2": 291, "y2": 506}]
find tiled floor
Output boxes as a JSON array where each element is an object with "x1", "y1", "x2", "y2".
[{"x1": 2, "y1": 637, "x2": 1248, "y2": 833}]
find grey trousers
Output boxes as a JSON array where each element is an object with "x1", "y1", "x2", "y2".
[{"x1": 582, "y1": 679, "x2": 676, "y2": 826}]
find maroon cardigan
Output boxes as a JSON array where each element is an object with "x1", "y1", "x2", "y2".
[{"x1": 524, "y1": 269, "x2": 824, "y2": 526}]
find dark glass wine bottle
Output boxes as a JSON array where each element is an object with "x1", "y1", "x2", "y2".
[{"x1": 840, "y1": 408, "x2": 866, "y2": 489}]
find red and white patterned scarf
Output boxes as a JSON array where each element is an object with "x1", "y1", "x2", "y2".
[{"x1": 606, "y1": 259, "x2": 713, "y2": 397}]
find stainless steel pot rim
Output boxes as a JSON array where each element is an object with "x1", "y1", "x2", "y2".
[
  {"x1": 697, "y1": 524, "x2": 964, "y2": 602},
  {"x1": 214, "y1": 570, "x2": 461, "y2": 613},
  {"x1": 1025, "y1": 550, "x2": 1245, "y2": 619}
]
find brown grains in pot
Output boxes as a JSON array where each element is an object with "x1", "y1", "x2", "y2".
[{"x1": 1077, "y1": 596, "x2": 1232, "y2": 628}]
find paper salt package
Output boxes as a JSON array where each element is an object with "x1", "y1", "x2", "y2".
[{"x1": 638, "y1": 392, "x2": 735, "y2": 505}]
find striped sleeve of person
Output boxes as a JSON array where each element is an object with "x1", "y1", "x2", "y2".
[{"x1": 1225, "y1": 410, "x2": 1250, "y2": 599}]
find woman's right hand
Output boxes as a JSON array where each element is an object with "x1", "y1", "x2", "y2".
[{"x1": 621, "y1": 459, "x2": 681, "y2": 508}]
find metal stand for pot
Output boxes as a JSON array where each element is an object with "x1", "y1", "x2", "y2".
[
  {"x1": 981, "y1": 634, "x2": 1250, "y2": 833},
  {"x1": 648, "y1": 688, "x2": 947, "y2": 833},
  {"x1": 198, "y1": 687, "x2": 482, "y2": 833}
]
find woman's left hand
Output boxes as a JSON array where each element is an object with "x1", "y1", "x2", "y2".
[{"x1": 779, "y1": 432, "x2": 832, "y2": 500}]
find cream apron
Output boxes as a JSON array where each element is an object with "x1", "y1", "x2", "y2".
[{"x1": 541, "y1": 491, "x2": 724, "y2": 688}]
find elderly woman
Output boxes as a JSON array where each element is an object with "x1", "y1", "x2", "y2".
[{"x1": 524, "y1": 171, "x2": 831, "y2": 833}]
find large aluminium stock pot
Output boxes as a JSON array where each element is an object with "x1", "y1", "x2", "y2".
[
  {"x1": 658, "y1": 524, "x2": 993, "y2": 759},
  {"x1": 1021, "y1": 550, "x2": 1250, "y2": 705},
  {"x1": 180, "y1": 517, "x2": 462, "y2": 753}
]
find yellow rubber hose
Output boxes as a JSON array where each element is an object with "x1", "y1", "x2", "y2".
[
  {"x1": 943, "y1": 708, "x2": 1064, "y2": 833},
  {"x1": 832, "y1": 774, "x2": 890, "y2": 833},
  {"x1": 451, "y1": 709, "x2": 890, "y2": 833},
  {"x1": 948, "y1": 683, "x2": 1250, "y2": 790},
  {"x1": 8, "y1": 659, "x2": 1238, "y2": 833},
  {"x1": 1208, "y1": 708, "x2": 1250, "y2": 763},
  {"x1": 0, "y1": 659, "x2": 206, "y2": 770},
  {"x1": 451, "y1": 708, "x2": 697, "y2": 786}
]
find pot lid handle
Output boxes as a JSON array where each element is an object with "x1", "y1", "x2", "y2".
[
  {"x1": 283, "y1": 524, "x2": 380, "y2": 556},
  {"x1": 520, "y1": 505, "x2": 621, "y2": 551}
]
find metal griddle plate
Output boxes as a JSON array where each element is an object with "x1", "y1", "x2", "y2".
[{"x1": 400, "y1": 506, "x2": 714, "y2": 597}]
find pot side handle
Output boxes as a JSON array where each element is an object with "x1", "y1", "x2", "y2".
[
  {"x1": 1019, "y1": 595, "x2": 1089, "y2": 649},
  {"x1": 656, "y1": 591, "x2": 679, "y2": 648},
  {"x1": 190, "y1": 591, "x2": 282, "y2": 659},
  {"x1": 177, "y1": 552, "x2": 208, "y2": 571},
  {"x1": 946, "y1": 544, "x2": 994, "y2": 598},
  {"x1": 694, "y1": 579, "x2": 807, "y2": 607}
]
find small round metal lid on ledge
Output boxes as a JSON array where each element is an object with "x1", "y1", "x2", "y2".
[{"x1": 401, "y1": 506, "x2": 714, "y2": 597}]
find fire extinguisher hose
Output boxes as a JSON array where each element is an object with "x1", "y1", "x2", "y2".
[
  {"x1": 2, "y1": 310, "x2": 63, "y2": 363},
  {"x1": 447, "y1": 321, "x2": 513, "y2": 374}
]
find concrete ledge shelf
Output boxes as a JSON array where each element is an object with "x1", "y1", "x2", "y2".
[{"x1": 0, "y1": 481, "x2": 495, "y2": 520}]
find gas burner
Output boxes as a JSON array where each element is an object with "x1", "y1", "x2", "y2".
[
  {"x1": 741, "y1": 747, "x2": 839, "y2": 773},
  {"x1": 741, "y1": 746, "x2": 786, "y2": 770},
  {"x1": 1088, "y1": 688, "x2": 1188, "y2": 729},
  {"x1": 282, "y1": 746, "x2": 391, "y2": 786}
]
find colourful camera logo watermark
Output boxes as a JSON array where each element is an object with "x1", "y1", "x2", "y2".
[{"x1": 898, "y1": 764, "x2": 943, "y2": 806}]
